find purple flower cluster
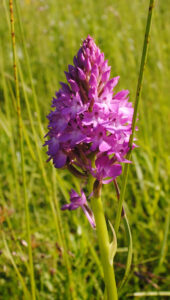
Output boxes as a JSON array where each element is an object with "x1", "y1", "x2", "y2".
[{"x1": 45, "y1": 35, "x2": 134, "y2": 185}]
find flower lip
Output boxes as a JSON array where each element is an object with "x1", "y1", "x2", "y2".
[
  {"x1": 61, "y1": 189, "x2": 96, "y2": 228},
  {"x1": 90, "y1": 156, "x2": 122, "y2": 184}
]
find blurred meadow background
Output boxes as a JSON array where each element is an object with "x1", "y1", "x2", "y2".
[{"x1": 0, "y1": 0, "x2": 170, "y2": 299}]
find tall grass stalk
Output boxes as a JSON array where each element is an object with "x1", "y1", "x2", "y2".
[
  {"x1": 115, "y1": 0, "x2": 156, "y2": 235},
  {"x1": 1, "y1": 45, "x2": 21, "y2": 204},
  {"x1": 14, "y1": 0, "x2": 45, "y2": 139},
  {"x1": 7, "y1": 80, "x2": 36, "y2": 161},
  {"x1": 9, "y1": 1, "x2": 36, "y2": 299},
  {"x1": 6, "y1": 1, "x2": 76, "y2": 296}
]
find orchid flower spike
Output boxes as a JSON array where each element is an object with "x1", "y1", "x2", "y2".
[{"x1": 45, "y1": 35, "x2": 135, "y2": 226}]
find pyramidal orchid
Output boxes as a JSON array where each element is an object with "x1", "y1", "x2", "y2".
[
  {"x1": 44, "y1": 35, "x2": 135, "y2": 300},
  {"x1": 45, "y1": 35, "x2": 134, "y2": 182}
]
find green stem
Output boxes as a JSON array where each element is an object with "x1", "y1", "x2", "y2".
[
  {"x1": 91, "y1": 196, "x2": 118, "y2": 300},
  {"x1": 115, "y1": 0, "x2": 155, "y2": 235}
]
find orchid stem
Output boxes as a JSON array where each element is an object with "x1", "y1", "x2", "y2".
[
  {"x1": 91, "y1": 195, "x2": 118, "y2": 300},
  {"x1": 115, "y1": 0, "x2": 155, "y2": 235}
]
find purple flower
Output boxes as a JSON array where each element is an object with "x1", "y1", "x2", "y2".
[
  {"x1": 44, "y1": 35, "x2": 138, "y2": 229},
  {"x1": 45, "y1": 35, "x2": 135, "y2": 180},
  {"x1": 62, "y1": 190, "x2": 96, "y2": 228},
  {"x1": 92, "y1": 156, "x2": 122, "y2": 184}
]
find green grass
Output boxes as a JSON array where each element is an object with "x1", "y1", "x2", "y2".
[{"x1": 0, "y1": 0, "x2": 169, "y2": 299}]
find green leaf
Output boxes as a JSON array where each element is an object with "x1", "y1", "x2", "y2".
[
  {"x1": 119, "y1": 214, "x2": 133, "y2": 291},
  {"x1": 108, "y1": 220, "x2": 117, "y2": 265}
]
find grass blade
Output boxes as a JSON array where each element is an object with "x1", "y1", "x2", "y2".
[
  {"x1": 9, "y1": 1, "x2": 36, "y2": 298},
  {"x1": 2, "y1": 233, "x2": 31, "y2": 299},
  {"x1": 115, "y1": 0, "x2": 156, "y2": 235},
  {"x1": 119, "y1": 214, "x2": 133, "y2": 291},
  {"x1": 158, "y1": 206, "x2": 170, "y2": 267}
]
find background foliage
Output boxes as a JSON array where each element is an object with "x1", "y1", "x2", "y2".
[{"x1": 0, "y1": 0, "x2": 169, "y2": 299}]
